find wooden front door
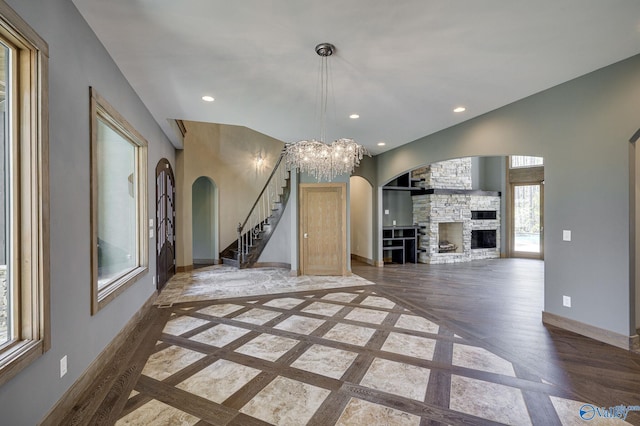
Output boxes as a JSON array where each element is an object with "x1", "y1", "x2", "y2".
[
  {"x1": 156, "y1": 158, "x2": 176, "y2": 290},
  {"x1": 300, "y1": 183, "x2": 347, "y2": 275}
]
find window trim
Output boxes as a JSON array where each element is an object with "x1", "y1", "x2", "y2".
[
  {"x1": 90, "y1": 88, "x2": 148, "y2": 315},
  {"x1": 0, "y1": 0, "x2": 50, "y2": 387}
]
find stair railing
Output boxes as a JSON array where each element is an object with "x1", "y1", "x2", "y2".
[{"x1": 237, "y1": 150, "x2": 289, "y2": 264}]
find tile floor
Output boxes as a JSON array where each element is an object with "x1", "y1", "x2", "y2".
[{"x1": 113, "y1": 267, "x2": 632, "y2": 425}]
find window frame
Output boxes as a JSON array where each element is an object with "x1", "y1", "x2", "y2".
[
  {"x1": 90, "y1": 88, "x2": 148, "y2": 315},
  {"x1": 0, "y1": 0, "x2": 50, "y2": 387}
]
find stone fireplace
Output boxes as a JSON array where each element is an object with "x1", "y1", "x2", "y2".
[{"x1": 412, "y1": 158, "x2": 501, "y2": 264}]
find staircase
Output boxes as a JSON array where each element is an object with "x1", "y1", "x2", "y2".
[{"x1": 220, "y1": 151, "x2": 291, "y2": 268}]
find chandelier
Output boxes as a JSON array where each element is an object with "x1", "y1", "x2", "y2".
[{"x1": 284, "y1": 43, "x2": 369, "y2": 181}]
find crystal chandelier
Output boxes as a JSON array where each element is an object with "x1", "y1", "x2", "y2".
[{"x1": 284, "y1": 43, "x2": 369, "y2": 181}]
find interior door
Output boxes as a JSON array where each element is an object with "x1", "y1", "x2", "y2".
[
  {"x1": 156, "y1": 158, "x2": 176, "y2": 290},
  {"x1": 300, "y1": 183, "x2": 347, "y2": 275}
]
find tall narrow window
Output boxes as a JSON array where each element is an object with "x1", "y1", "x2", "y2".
[
  {"x1": 0, "y1": 40, "x2": 10, "y2": 348},
  {"x1": 91, "y1": 88, "x2": 148, "y2": 314},
  {"x1": 508, "y1": 155, "x2": 544, "y2": 259},
  {"x1": 0, "y1": 0, "x2": 50, "y2": 386}
]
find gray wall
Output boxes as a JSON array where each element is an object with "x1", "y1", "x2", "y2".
[
  {"x1": 382, "y1": 190, "x2": 414, "y2": 227},
  {"x1": 0, "y1": 0, "x2": 176, "y2": 424},
  {"x1": 375, "y1": 54, "x2": 640, "y2": 337},
  {"x1": 480, "y1": 156, "x2": 505, "y2": 192}
]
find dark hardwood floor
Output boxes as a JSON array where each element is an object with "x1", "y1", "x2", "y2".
[
  {"x1": 353, "y1": 259, "x2": 640, "y2": 423},
  {"x1": 50, "y1": 259, "x2": 640, "y2": 425}
]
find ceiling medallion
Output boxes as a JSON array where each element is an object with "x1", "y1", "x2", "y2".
[{"x1": 284, "y1": 43, "x2": 369, "y2": 181}]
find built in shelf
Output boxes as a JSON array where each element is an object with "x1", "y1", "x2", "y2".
[{"x1": 382, "y1": 226, "x2": 419, "y2": 264}]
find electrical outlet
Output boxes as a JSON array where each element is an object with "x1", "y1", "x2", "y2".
[
  {"x1": 60, "y1": 355, "x2": 68, "y2": 378},
  {"x1": 563, "y1": 230, "x2": 571, "y2": 241},
  {"x1": 153, "y1": 276, "x2": 156, "y2": 287},
  {"x1": 563, "y1": 295, "x2": 571, "y2": 308},
  {"x1": 392, "y1": 220, "x2": 396, "y2": 226}
]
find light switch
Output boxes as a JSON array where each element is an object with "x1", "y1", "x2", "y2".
[
  {"x1": 149, "y1": 219, "x2": 154, "y2": 228},
  {"x1": 562, "y1": 230, "x2": 571, "y2": 241},
  {"x1": 384, "y1": 209, "x2": 389, "y2": 215}
]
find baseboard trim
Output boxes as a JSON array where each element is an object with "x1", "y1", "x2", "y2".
[
  {"x1": 350, "y1": 254, "x2": 374, "y2": 266},
  {"x1": 193, "y1": 258, "x2": 218, "y2": 265},
  {"x1": 176, "y1": 264, "x2": 193, "y2": 273},
  {"x1": 542, "y1": 311, "x2": 635, "y2": 350},
  {"x1": 631, "y1": 333, "x2": 640, "y2": 353},
  {"x1": 251, "y1": 262, "x2": 291, "y2": 270},
  {"x1": 39, "y1": 292, "x2": 157, "y2": 425}
]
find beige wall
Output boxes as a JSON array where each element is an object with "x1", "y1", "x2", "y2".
[
  {"x1": 350, "y1": 176, "x2": 373, "y2": 262},
  {"x1": 176, "y1": 121, "x2": 284, "y2": 268}
]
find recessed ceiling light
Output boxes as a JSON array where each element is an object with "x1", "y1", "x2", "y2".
[
  {"x1": 453, "y1": 106, "x2": 466, "y2": 113},
  {"x1": 202, "y1": 95, "x2": 215, "y2": 102},
  {"x1": 377, "y1": 142, "x2": 386, "y2": 146},
  {"x1": 349, "y1": 114, "x2": 360, "y2": 119}
]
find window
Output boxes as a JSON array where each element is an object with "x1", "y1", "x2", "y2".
[
  {"x1": 90, "y1": 88, "x2": 148, "y2": 314},
  {"x1": 510, "y1": 155, "x2": 543, "y2": 168},
  {"x1": 0, "y1": 1, "x2": 49, "y2": 386}
]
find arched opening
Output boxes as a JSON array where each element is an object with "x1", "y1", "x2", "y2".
[
  {"x1": 350, "y1": 176, "x2": 374, "y2": 265},
  {"x1": 379, "y1": 155, "x2": 543, "y2": 265},
  {"x1": 192, "y1": 176, "x2": 218, "y2": 268}
]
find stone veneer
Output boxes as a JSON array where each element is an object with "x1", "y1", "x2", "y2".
[
  {"x1": 412, "y1": 158, "x2": 472, "y2": 190},
  {"x1": 411, "y1": 158, "x2": 500, "y2": 264}
]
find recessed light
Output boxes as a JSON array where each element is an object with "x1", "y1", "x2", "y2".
[
  {"x1": 202, "y1": 95, "x2": 215, "y2": 102},
  {"x1": 453, "y1": 106, "x2": 466, "y2": 113},
  {"x1": 349, "y1": 114, "x2": 360, "y2": 119},
  {"x1": 377, "y1": 142, "x2": 386, "y2": 146}
]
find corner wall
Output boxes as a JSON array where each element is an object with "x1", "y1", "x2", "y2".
[
  {"x1": 0, "y1": 0, "x2": 176, "y2": 424},
  {"x1": 375, "y1": 54, "x2": 640, "y2": 337}
]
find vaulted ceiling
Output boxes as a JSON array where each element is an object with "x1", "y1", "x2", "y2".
[{"x1": 72, "y1": 0, "x2": 640, "y2": 153}]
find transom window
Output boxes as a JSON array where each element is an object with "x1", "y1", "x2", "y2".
[{"x1": 510, "y1": 155, "x2": 543, "y2": 168}]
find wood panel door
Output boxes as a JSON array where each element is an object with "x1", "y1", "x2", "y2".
[
  {"x1": 300, "y1": 183, "x2": 347, "y2": 275},
  {"x1": 156, "y1": 158, "x2": 175, "y2": 290}
]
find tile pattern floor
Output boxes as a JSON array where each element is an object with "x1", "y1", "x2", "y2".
[{"x1": 114, "y1": 275, "x2": 628, "y2": 425}]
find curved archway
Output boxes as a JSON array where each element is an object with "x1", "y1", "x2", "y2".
[
  {"x1": 350, "y1": 176, "x2": 374, "y2": 265},
  {"x1": 192, "y1": 176, "x2": 219, "y2": 268}
]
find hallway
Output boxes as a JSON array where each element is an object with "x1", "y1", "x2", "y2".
[{"x1": 59, "y1": 261, "x2": 640, "y2": 425}]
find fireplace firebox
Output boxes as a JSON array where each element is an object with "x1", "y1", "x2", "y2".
[{"x1": 471, "y1": 230, "x2": 497, "y2": 249}]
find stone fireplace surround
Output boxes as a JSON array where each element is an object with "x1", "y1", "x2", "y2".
[{"x1": 411, "y1": 159, "x2": 501, "y2": 264}]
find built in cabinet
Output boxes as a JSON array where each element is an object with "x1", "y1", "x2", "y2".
[{"x1": 382, "y1": 226, "x2": 419, "y2": 264}]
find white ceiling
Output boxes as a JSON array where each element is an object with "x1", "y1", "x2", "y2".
[{"x1": 71, "y1": 0, "x2": 640, "y2": 154}]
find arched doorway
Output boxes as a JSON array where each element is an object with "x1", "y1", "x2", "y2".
[
  {"x1": 192, "y1": 176, "x2": 218, "y2": 268},
  {"x1": 156, "y1": 158, "x2": 175, "y2": 290},
  {"x1": 350, "y1": 176, "x2": 374, "y2": 265}
]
